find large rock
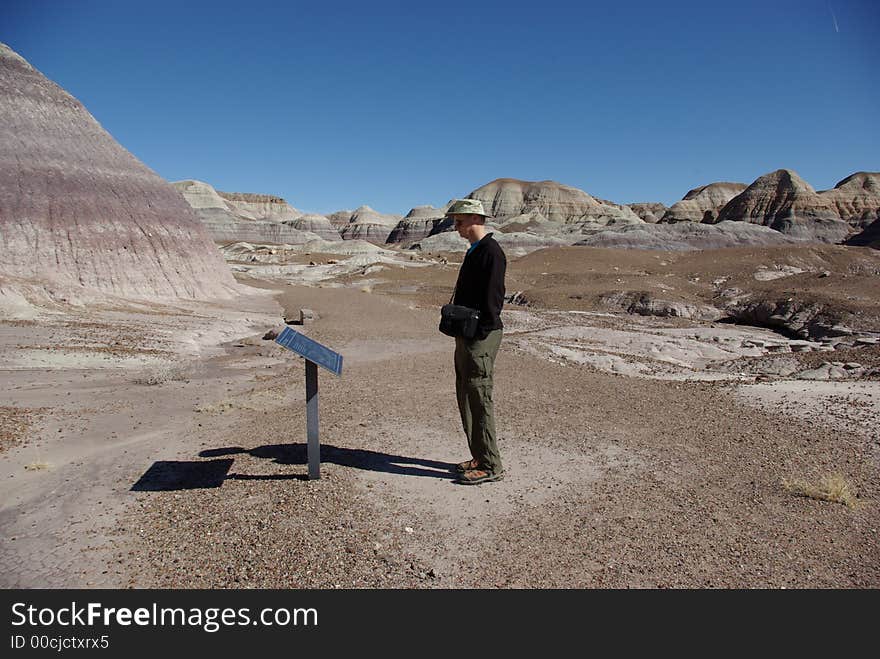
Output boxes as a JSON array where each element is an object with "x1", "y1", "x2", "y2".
[
  {"x1": 466, "y1": 178, "x2": 642, "y2": 226},
  {"x1": 173, "y1": 179, "x2": 313, "y2": 244},
  {"x1": 600, "y1": 291, "x2": 723, "y2": 321},
  {"x1": 712, "y1": 169, "x2": 851, "y2": 242},
  {"x1": 659, "y1": 182, "x2": 747, "y2": 223},
  {"x1": 723, "y1": 298, "x2": 833, "y2": 340},
  {"x1": 0, "y1": 43, "x2": 237, "y2": 302}
]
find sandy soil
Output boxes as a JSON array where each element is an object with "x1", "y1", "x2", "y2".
[{"x1": 1, "y1": 244, "x2": 878, "y2": 588}]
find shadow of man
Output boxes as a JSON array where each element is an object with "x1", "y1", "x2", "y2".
[{"x1": 201, "y1": 444, "x2": 455, "y2": 480}]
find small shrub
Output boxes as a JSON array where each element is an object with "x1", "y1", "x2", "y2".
[
  {"x1": 782, "y1": 473, "x2": 858, "y2": 508},
  {"x1": 133, "y1": 362, "x2": 198, "y2": 385}
]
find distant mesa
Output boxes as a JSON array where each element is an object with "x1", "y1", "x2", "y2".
[
  {"x1": 216, "y1": 190, "x2": 300, "y2": 222},
  {"x1": 326, "y1": 209, "x2": 355, "y2": 231},
  {"x1": 820, "y1": 171, "x2": 880, "y2": 230},
  {"x1": 284, "y1": 213, "x2": 342, "y2": 242},
  {"x1": 465, "y1": 178, "x2": 642, "y2": 226},
  {"x1": 389, "y1": 173, "x2": 879, "y2": 252},
  {"x1": 386, "y1": 204, "x2": 449, "y2": 244},
  {"x1": 394, "y1": 178, "x2": 644, "y2": 252},
  {"x1": 712, "y1": 169, "x2": 853, "y2": 243},
  {"x1": 336, "y1": 205, "x2": 403, "y2": 244},
  {"x1": 659, "y1": 182, "x2": 747, "y2": 224},
  {"x1": 173, "y1": 179, "x2": 320, "y2": 244},
  {"x1": 186, "y1": 167, "x2": 880, "y2": 252},
  {"x1": 173, "y1": 171, "x2": 880, "y2": 253},
  {"x1": 0, "y1": 43, "x2": 238, "y2": 311}
]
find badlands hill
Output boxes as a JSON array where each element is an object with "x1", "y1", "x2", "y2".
[
  {"x1": 659, "y1": 182, "x2": 747, "y2": 224},
  {"x1": 0, "y1": 43, "x2": 237, "y2": 309},
  {"x1": 713, "y1": 169, "x2": 850, "y2": 242},
  {"x1": 172, "y1": 179, "x2": 320, "y2": 244},
  {"x1": 824, "y1": 172, "x2": 880, "y2": 244},
  {"x1": 415, "y1": 174, "x2": 876, "y2": 252},
  {"x1": 216, "y1": 191, "x2": 299, "y2": 222},
  {"x1": 336, "y1": 206, "x2": 402, "y2": 243},
  {"x1": 386, "y1": 205, "x2": 450, "y2": 243},
  {"x1": 178, "y1": 171, "x2": 880, "y2": 256},
  {"x1": 466, "y1": 177, "x2": 641, "y2": 225},
  {"x1": 625, "y1": 202, "x2": 667, "y2": 223}
]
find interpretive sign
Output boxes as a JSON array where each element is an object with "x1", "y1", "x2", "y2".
[
  {"x1": 275, "y1": 327, "x2": 343, "y2": 376},
  {"x1": 274, "y1": 327, "x2": 344, "y2": 480}
]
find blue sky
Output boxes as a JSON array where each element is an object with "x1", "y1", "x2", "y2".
[{"x1": 3, "y1": 0, "x2": 878, "y2": 215}]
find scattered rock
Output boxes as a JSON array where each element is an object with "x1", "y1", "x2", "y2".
[
  {"x1": 601, "y1": 291, "x2": 723, "y2": 321},
  {"x1": 797, "y1": 363, "x2": 851, "y2": 380},
  {"x1": 790, "y1": 341, "x2": 817, "y2": 353}
]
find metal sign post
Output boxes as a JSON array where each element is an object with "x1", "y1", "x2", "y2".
[{"x1": 275, "y1": 327, "x2": 343, "y2": 480}]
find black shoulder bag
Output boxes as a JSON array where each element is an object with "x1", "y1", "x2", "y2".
[{"x1": 439, "y1": 284, "x2": 480, "y2": 339}]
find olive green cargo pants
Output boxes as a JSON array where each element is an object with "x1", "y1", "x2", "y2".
[{"x1": 454, "y1": 329, "x2": 503, "y2": 474}]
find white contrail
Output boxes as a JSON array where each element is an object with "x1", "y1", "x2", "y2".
[{"x1": 828, "y1": 3, "x2": 840, "y2": 32}]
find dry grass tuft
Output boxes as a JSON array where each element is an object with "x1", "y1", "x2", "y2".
[
  {"x1": 782, "y1": 473, "x2": 859, "y2": 508},
  {"x1": 132, "y1": 362, "x2": 199, "y2": 385}
]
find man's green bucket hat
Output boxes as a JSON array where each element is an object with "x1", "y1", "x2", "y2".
[{"x1": 446, "y1": 198, "x2": 491, "y2": 217}]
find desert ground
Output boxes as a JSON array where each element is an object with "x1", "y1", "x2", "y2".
[{"x1": 1, "y1": 243, "x2": 878, "y2": 588}]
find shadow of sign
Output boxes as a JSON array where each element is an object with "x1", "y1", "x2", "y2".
[
  {"x1": 201, "y1": 444, "x2": 454, "y2": 480},
  {"x1": 131, "y1": 459, "x2": 234, "y2": 491}
]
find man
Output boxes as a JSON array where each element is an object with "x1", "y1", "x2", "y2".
[{"x1": 445, "y1": 198, "x2": 506, "y2": 485}]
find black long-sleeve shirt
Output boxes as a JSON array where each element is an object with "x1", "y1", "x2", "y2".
[{"x1": 452, "y1": 233, "x2": 506, "y2": 339}]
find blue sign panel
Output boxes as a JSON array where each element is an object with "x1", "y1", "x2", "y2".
[{"x1": 275, "y1": 327, "x2": 343, "y2": 376}]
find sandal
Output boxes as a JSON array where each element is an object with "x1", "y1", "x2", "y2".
[
  {"x1": 453, "y1": 459, "x2": 480, "y2": 473},
  {"x1": 456, "y1": 469, "x2": 504, "y2": 485}
]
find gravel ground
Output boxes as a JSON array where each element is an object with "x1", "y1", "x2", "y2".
[
  {"x1": 0, "y1": 406, "x2": 43, "y2": 454},
  {"x1": 114, "y1": 285, "x2": 879, "y2": 589}
]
